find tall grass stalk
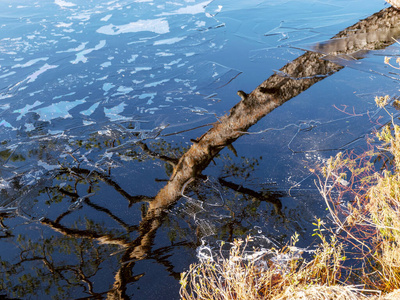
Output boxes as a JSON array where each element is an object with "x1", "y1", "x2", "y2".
[{"x1": 180, "y1": 233, "x2": 355, "y2": 299}]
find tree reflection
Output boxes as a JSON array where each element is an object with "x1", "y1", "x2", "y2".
[
  {"x1": 0, "y1": 136, "x2": 282, "y2": 298},
  {"x1": 1, "y1": 5, "x2": 400, "y2": 299},
  {"x1": 1, "y1": 227, "x2": 119, "y2": 299}
]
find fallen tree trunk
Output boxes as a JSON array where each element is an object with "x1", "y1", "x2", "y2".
[
  {"x1": 106, "y1": 6, "x2": 400, "y2": 298},
  {"x1": 150, "y1": 6, "x2": 400, "y2": 212}
]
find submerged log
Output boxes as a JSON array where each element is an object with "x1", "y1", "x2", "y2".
[
  {"x1": 150, "y1": 6, "x2": 400, "y2": 212},
  {"x1": 104, "y1": 7, "x2": 400, "y2": 298}
]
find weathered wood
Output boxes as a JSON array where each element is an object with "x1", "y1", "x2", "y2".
[
  {"x1": 100, "y1": 7, "x2": 400, "y2": 298},
  {"x1": 150, "y1": 6, "x2": 400, "y2": 212}
]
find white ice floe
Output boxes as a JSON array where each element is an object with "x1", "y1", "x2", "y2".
[
  {"x1": 104, "y1": 102, "x2": 128, "y2": 121},
  {"x1": 96, "y1": 18, "x2": 169, "y2": 35},
  {"x1": 116, "y1": 86, "x2": 133, "y2": 94},
  {"x1": 157, "y1": 0, "x2": 212, "y2": 16},
  {"x1": 100, "y1": 61, "x2": 112, "y2": 68},
  {"x1": 153, "y1": 36, "x2": 186, "y2": 45},
  {"x1": 139, "y1": 93, "x2": 157, "y2": 104},
  {"x1": 0, "y1": 104, "x2": 10, "y2": 110},
  {"x1": 55, "y1": 0, "x2": 76, "y2": 8},
  {"x1": 38, "y1": 160, "x2": 61, "y2": 171},
  {"x1": 80, "y1": 102, "x2": 100, "y2": 116},
  {"x1": 144, "y1": 79, "x2": 169, "y2": 87},
  {"x1": 13, "y1": 100, "x2": 44, "y2": 120},
  {"x1": 0, "y1": 71, "x2": 16, "y2": 78},
  {"x1": 195, "y1": 21, "x2": 206, "y2": 27},
  {"x1": 0, "y1": 94, "x2": 13, "y2": 100},
  {"x1": 70, "y1": 40, "x2": 106, "y2": 64},
  {"x1": 164, "y1": 58, "x2": 182, "y2": 67},
  {"x1": 69, "y1": 13, "x2": 91, "y2": 21},
  {"x1": 24, "y1": 123, "x2": 35, "y2": 131},
  {"x1": 55, "y1": 22, "x2": 73, "y2": 28},
  {"x1": 131, "y1": 67, "x2": 151, "y2": 74},
  {"x1": 12, "y1": 57, "x2": 49, "y2": 68},
  {"x1": 83, "y1": 120, "x2": 95, "y2": 125},
  {"x1": 53, "y1": 92, "x2": 76, "y2": 100},
  {"x1": 0, "y1": 120, "x2": 14, "y2": 129},
  {"x1": 100, "y1": 14, "x2": 112, "y2": 22},
  {"x1": 33, "y1": 99, "x2": 86, "y2": 121},
  {"x1": 156, "y1": 52, "x2": 174, "y2": 56},
  {"x1": 56, "y1": 42, "x2": 88, "y2": 53},
  {"x1": 102, "y1": 82, "x2": 115, "y2": 93},
  {"x1": 26, "y1": 64, "x2": 58, "y2": 83},
  {"x1": 127, "y1": 54, "x2": 139, "y2": 63}
]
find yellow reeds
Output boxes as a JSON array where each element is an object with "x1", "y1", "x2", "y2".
[{"x1": 180, "y1": 55, "x2": 400, "y2": 299}]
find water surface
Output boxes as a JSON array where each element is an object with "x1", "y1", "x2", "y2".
[{"x1": 0, "y1": 0, "x2": 399, "y2": 299}]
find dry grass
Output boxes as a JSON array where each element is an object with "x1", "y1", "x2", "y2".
[
  {"x1": 180, "y1": 58, "x2": 400, "y2": 299},
  {"x1": 179, "y1": 105, "x2": 400, "y2": 298},
  {"x1": 180, "y1": 232, "x2": 352, "y2": 299},
  {"x1": 179, "y1": 107, "x2": 400, "y2": 299},
  {"x1": 316, "y1": 94, "x2": 400, "y2": 293}
]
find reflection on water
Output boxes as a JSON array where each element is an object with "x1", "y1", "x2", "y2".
[
  {"x1": 0, "y1": 134, "x2": 286, "y2": 298},
  {"x1": 1, "y1": 0, "x2": 400, "y2": 298}
]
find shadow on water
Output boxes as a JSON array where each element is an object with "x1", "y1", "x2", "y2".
[{"x1": 2, "y1": 4, "x2": 400, "y2": 300}]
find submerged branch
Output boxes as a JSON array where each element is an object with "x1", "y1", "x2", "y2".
[
  {"x1": 40, "y1": 218, "x2": 130, "y2": 247},
  {"x1": 137, "y1": 141, "x2": 179, "y2": 167},
  {"x1": 59, "y1": 167, "x2": 153, "y2": 205},
  {"x1": 218, "y1": 177, "x2": 284, "y2": 216}
]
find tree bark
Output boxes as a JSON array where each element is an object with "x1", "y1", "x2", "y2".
[{"x1": 150, "y1": 6, "x2": 400, "y2": 212}]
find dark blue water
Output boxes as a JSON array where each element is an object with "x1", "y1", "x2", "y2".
[{"x1": 0, "y1": 0, "x2": 399, "y2": 299}]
